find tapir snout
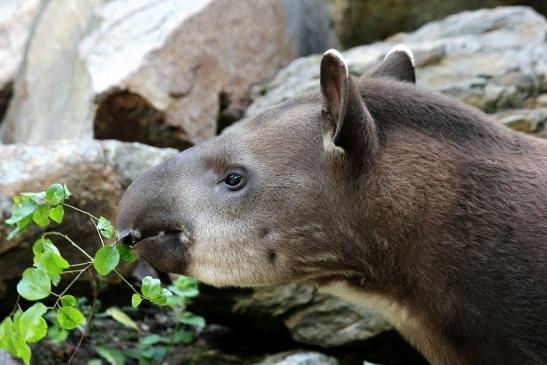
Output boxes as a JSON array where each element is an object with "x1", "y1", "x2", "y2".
[{"x1": 117, "y1": 148, "x2": 200, "y2": 273}]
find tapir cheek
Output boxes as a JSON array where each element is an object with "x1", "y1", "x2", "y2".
[{"x1": 133, "y1": 233, "x2": 189, "y2": 274}]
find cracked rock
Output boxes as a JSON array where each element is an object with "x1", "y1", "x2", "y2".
[{"x1": 0, "y1": 0, "x2": 335, "y2": 147}]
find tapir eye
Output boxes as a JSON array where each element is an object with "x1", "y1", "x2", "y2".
[{"x1": 223, "y1": 173, "x2": 245, "y2": 190}]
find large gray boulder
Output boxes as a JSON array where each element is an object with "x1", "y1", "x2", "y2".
[
  {"x1": 254, "y1": 351, "x2": 339, "y2": 365},
  {"x1": 0, "y1": 0, "x2": 40, "y2": 121},
  {"x1": 247, "y1": 6, "x2": 547, "y2": 137},
  {"x1": 231, "y1": 284, "x2": 391, "y2": 347},
  {"x1": 0, "y1": 140, "x2": 177, "y2": 297},
  {"x1": 326, "y1": 0, "x2": 546, "y2": 47},
  {"x1": 0, "y1": 0, "x2": 335, "y2": 147}
]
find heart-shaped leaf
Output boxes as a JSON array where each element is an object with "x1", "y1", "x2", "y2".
[
  {"x1": 97, "y1": 217, "x2": 116, "y2": 240},
  {"x1": 94, "y1": 245, "x2": 120, "y2": 276},
  {"x1": 17, "y1": 268, "x2": 51, "y2": 301},
  {"x1": 56, "y1": 307, "x2": 85, "y2": 330}
]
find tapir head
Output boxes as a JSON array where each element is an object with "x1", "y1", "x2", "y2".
[{"x1": 117, "y1": 47, "x2": 416, "y2": 287}]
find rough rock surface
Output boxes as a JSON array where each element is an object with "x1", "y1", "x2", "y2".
[
  {"x1": 0, "y1": 140, "x2": 177, "y2": 298},
  {"x1": 0, "y1": 349, "x2": 20, "y2": 365},
  {"x1": 247, "y1": 6, "x2": 547, "y2": 136},
  {"x1": 231, "y1": 285, "x2": 391, "y2": 347},
  {"x1": 254, "y1": 351, "x2": 338, "y2": 365},
  {"x1": 0, "y1": 0, "x2": 40, "y2": 121},
  {"x1": 0, "y1": 0, "x2": 335, "y2": 147},
  {"x1": 326, "y1": 0, "x2": 546, "y2": 47}
]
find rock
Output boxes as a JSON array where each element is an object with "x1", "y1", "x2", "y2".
[
  {"x1": 0, "y1": 350, "x2": 21, "y2": 365},
  {"x1": 0, "y1": 140, "x2": 177, "y2": 299},
  {"x1": 230, "y1": 285, "x2": 391, "y2": 348},
  {"x1": 0, "y1": 349, "x2": 21, "y2": 365},
  {"x1": 247, "y1": 6, "x2": 547, "y2": 117},
  {"x1": 492, "y1": 108, "x2": 547, "y2": 135},
  {"x1": 191, "y1": 283, "x2": 390, "y2": 348},
  {"x1": 326, "y1": 0, "x2": 547, "y2": 47},
  {"x1": 0, "y1": 0, "x2": 335, "y2": 147},
  {"x1": 536, "y1": 93, "x2": 547, "y2": 107},
  {"x1": 0, "y1": 0, "x2": 40, "y2": 121},
  {"x1": 254, "y1": 351, "x2": 338, "y2": 365}
]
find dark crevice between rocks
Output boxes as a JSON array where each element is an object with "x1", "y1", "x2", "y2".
[
  {"x1": 216, "y1": 91, "x2": 248, "y2": 135},
  {"x1": 0, "y1": 81, "x2": 13, "y2": 124},
  {"x1": 94, "y1": 90, "x2": 193, "y2": 150}
]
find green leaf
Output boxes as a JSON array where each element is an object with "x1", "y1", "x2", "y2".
[
  {"x1": 116, "y1": 243, "x2": 136, "y2": 263},
  {"x1": 139, "y1": 334, "x2": 165, "y2": 346},
  {"x1": 96, "y1": 346, "x2": 125, "y2": 365},
  {"x1": 16, "y1": 302, "x2": 48, "y2": 343},
  {"x1": 63, "y1": 184, "x2": 72, "y2": 199},
  {"x1": 33, "y1": 240, "x2": 69, "y2": 286},
  {"x1": 20, "y1": 191, "x2": 46, "y2": 204},
  {"x1": 7, "y1": 223, "x2": 28, "y2": 240},
  {"x1": 60, "y1": 295, "x2": 77, "y2": 307},
  {"x1": 150, "y1": 288, "x2": 172, "y2": 306},
  {"x1": 32, "y1": 204, "x2": 50, "y2": 227},
  {"x1": 47, "y1": 322, "x2": 68, "y2": 344},
  {"x1": 176, "y1": 312, "x2": 205, "y2": 327},
  {"x1": 168, "y1": 275, "x2": 199, "y2": 297},
  {"x1": 45, "y1": 183, "x2": 66, "y2": 205},
  {"x1": 5, "y1": 199, "x2": 38, "y2": 225},
  {"x1": 131, "y1": 294, "x2": 142, "y2": 308},
  {"x1": 48, "y1": 205, "x2": 64, "y2": 223},
  {"x1": 32, "y1": 238, "x2": 46, "y2": 255},
  {"x1": 141, "y1": 276, "x2": 162, "y2": 299},
  {"x1": 93, "y1": 245, "x2": 120, "y2": 276},
  {"x1": 0, "y1": 317, "x2": 31, "y2": 365},
  {"x1": 86, "y1": 360, "x2": 102, "y2": 365},
  {"x1": 97, "y1": 217, "x2": 116, "y2": 240},
  {"x1": 105, "y1": 307, "x2": 139, "y2": 331},
  {"x1": 56, "y1": 307, "x2": 85, "y2": 330},
  {"x1": 169, "y1": 286, "x2": 199, "y2": 298},
  {"x1": 17, "y1": 268, "x2": 51, "y2": 301},
  {"x1": 171, "y1": 329, "x2": 194, "y2": 344}
]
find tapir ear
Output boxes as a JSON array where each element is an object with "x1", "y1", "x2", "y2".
[
  {"x1": 368, "y1": 45, "x2": 416, "y2": 83},
  {"x1": 320, "y1": 49, "x2": 377, "y2": 169}
]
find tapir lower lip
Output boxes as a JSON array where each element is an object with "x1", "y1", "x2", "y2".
[{"x1": 132, "y1": 231, "x2": 189, "y2": 274}]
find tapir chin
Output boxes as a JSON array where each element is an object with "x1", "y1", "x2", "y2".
[{"x1": 116, "y1": 46, "x2": 547, "y2": 365}]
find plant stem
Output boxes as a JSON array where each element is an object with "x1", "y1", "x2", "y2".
[
  {"x1": 9, "y1": 295, "x2": 20, "y2": 317},
  {"x1": 69, "y1": 261, "x2": 93, "y2": 268},
  {"x1": 91, "y1": 217, "x2": 105, "y2": 247},
  {"x1": 63, "y1": 203, "x2": 99, "y2": 221},
  {"x1": 42, "y1": 232, "x2": 94, "y2": 261},
  {"x1": 62, "y1": 269, "x2": 88, "y2": 275},
  {"x1": 53, "y1": 264, "x2": 92, "y2": 308},
  {"x1": 68, "y1": 270, "x2": 97, "y2": 365},
  {"x1": 113, "y1": 269, "x2": 142, "y2": 297}
]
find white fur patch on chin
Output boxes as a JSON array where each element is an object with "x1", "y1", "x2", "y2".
[
  {"x1": 385, "y1": 44, "x2": 415, "y2": 67},
  {"x1": 323, "y1": 49, "x2": 349, "y2": 78}
]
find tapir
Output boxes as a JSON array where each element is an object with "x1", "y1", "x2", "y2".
[{"x1": 116, "y1": 46, "x2": 547, "y2": 365}]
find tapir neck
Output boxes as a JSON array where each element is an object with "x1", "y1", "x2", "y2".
[{"x1": 329, "y1": 127, "x2": 547, "y2": 364}]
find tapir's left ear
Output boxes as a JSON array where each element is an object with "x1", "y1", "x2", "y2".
[
  {"x1": 320, "y1": 49, "x2": 377, "y2": 171},
  {"x1": 367, "y1": 44, "x2": 416, "y2": 83}
]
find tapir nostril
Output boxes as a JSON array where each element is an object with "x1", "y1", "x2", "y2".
[{"x1": 117, "y1": 229, "x2": 142, "y2": 246}]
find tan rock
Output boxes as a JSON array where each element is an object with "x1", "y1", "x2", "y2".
[
  {"x1": 1, "y1": 0, "x2": 335, "y2": 147},
  {"x1": 0, "y1": 0, "x2": 40, "y2": 121}
]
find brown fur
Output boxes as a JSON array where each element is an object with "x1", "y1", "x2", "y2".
[{"x1": 117, "y1": 48, "x2": 547, "y2": 364}]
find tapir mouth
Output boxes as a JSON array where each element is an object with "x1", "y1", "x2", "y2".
[{"x1": 119, "y1": 229, "x2": 190, "y2": 274}]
